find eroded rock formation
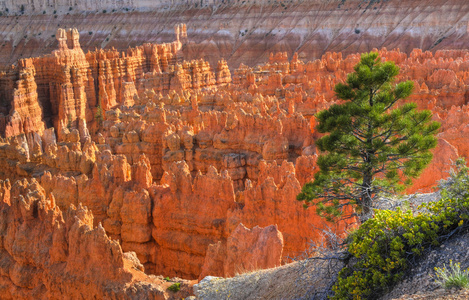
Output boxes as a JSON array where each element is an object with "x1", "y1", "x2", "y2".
[
  {"x1": 199, "y1": 223, "x2": 284, "y2": 280},
  {"x1": 1, "y1": 23, "x2": 469, "y2": 298},
  {"x1": 0, "y1": 0, "x2": 469, "y2": 69},
  {"x1": 0, "y1": 178, "x2": 193, "y2": 300}
]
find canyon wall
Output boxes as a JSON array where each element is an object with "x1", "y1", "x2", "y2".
[
  {"x1": 0, "y1": 0, "x2": 247, "y2": 14},
  {"x1": 0, "y1": 178, "x2": 194, "y2": 300},
  {"x1": 1, "y1": 22, "x2": 469, "y2": 296},
  {"x1": 0, "y1": 0, "x2": 468, "y2": 69}
]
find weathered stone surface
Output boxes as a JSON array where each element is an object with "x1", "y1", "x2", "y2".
[
  {"x1": 1, "y1": 22, "x2": 469, "y2": 289},
  {"x1": 0, "y1": 178, "x2": 193, "y2": 300},
  {"x1": 199, "y1": 223, "x2": 284, "y2": 280},
  {"x1": 1, "y1": 0, "x2": 469, "y2": 72}
]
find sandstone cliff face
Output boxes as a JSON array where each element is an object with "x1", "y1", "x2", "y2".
[
  {"x1": 1, "y1": 0, "x2": 219, "y2": 15},
  {"x1": 0, "y1": 178, "x2": 193, "y2": 300},
  {"x1": 0, "y1": 60, "x2": 45, "y2": 138},
  {"x1": 0, "y1": 0, "x2": 469, "y2": 69},
  {"x1": 199, "y1": 223, "x2": 284, "y2": 280},
  {"x1": 1, "y1": 24, "x2": 469, "y2": 289}
]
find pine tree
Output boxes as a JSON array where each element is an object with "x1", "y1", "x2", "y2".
[{"x1": 297, "y1": 52, "x2": 441, "y2": 223}]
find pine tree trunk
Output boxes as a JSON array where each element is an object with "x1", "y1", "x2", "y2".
[
  {"x1": 360, "y1": 89, "x2": 375, "y2": 223},
  {"x1": 360, "y1": 150, "x2": 373, "y2": 222},
  {"x1": 359, "y1": 176, "x2": 373, "y2": 223}
]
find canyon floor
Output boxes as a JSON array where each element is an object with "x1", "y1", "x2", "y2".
[{"x1": 1, "y1": 0, "x2": 469, "y2": 299}]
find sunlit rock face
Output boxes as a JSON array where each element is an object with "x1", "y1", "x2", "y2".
[
  {"x1": 1, "y1": 19, "x2": 469, "y2": 294},
  {"x1": 0, "y1": 178, "x2": 189, "y2": 300}
]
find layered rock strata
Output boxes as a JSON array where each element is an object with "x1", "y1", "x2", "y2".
[{"x1": 1, "y1": 0, "x2": 469, "y2": 69}]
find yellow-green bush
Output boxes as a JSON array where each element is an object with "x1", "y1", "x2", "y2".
[{"x1": 331, "y1": 195, "x2": 469, "y2": 300}]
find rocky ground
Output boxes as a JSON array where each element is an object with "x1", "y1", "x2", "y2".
[
  {"x1": 383, "y1": 229, "x2": 469, "y2": 299},
  {"x1": 193, "y1": 254, "x2": 344, "y2": 300},
  {"x1": 392, "y1": 289, "x2": 469, "y2": 300}
]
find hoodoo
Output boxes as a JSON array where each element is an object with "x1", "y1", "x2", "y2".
[{"x1": 1, "y1": 1, "x2": 469, "y2": 298}]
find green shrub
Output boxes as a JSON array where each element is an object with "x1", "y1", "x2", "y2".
[
  {"x1": 438, "y1": 158, "x2": 469, "y2": 200},
  {"x1": 332, "y1": 208, "x2": 435, "y2": 299},
  {"x1": 167, "y1": 282, "x2": 180, "y2": 292},
  {"x1": 332, "y1": 157, "x2": 469, "y2": 299},
  {"x1": 332, "y1": 195, "x2": 469, "y2": 299},
  {"x1": 434, "y1": 260, "x2": 469, "y2": 289}
]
